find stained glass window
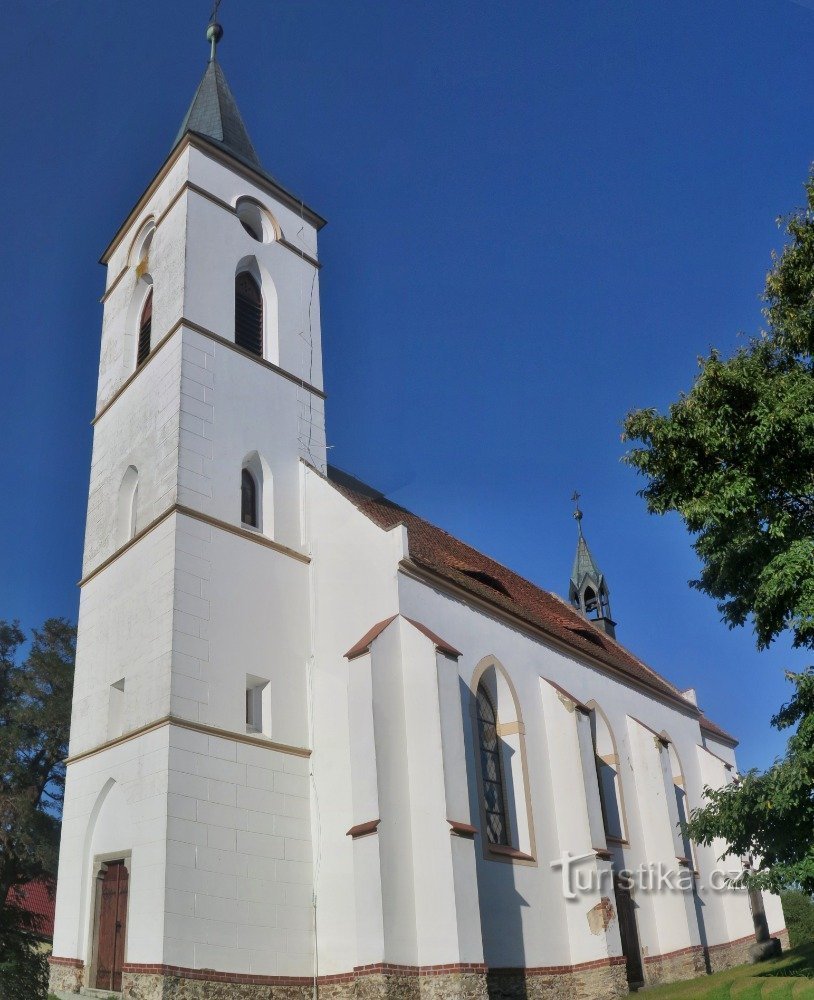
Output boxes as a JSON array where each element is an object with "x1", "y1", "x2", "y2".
[{"x1": 476, "y1": 685, "x2": 509, "y2": 846}]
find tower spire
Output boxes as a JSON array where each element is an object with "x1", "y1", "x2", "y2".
[
  {"x1": 173, "y1": 8, "x2": 261, "y2": 169},
  {"x1": 568, "y1": 495, "x2": 616, "y2": 638}
]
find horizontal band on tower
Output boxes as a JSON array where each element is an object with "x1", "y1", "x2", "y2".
[
  {"x1": 78, "y1": 502, "x2": 309, "y2": 588},
  {"x1": 92, "y1": 317, "x2": 326, "y2": 425},
  {"x1": 64, "y1": 714, "x2": 311, "y2": 768}
]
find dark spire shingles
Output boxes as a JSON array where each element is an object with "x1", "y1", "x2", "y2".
[{"x1": 175, "y1": 60, "x2": 261, "y2": 168}]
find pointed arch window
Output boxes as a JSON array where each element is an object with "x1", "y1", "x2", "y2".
[
  {"x1": 590, "y1": 707, "x2": 627, "y2": 842},
  {"x1": 137, "y1": 289, "x2": 153, "y2": 367},
  {"x1": 241, "y1": 468, "x2": 258, "y2": 528},
  {"x1": 476, "y1": 685, "x2": 510, "y2": 846},
  {"x1": 235, "y1": 272, "x2": 263, "y2": 357}
]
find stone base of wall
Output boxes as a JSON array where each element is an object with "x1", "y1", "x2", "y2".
[
  {"x1": 706, "y1": 927, "x2": 790, "y2": 973},
  {"x1": 487, "y1": 961, "x2": 628, "y2": 1000},
  {"x1": 708, "y1": 933, "x2": 760, "y2": 973},
  {"x1": 51, "y1": 939, "x2": 791, "y2": 1000},
  {"x1": 47, "y1": 963, "x2": 632, "y2": 1000},
  {"x1": 48, "y1": 957, "x2": 84, "y2": 995},
  {"x1": 643, "y1": 944, "x2": 707, "y2": 986}
]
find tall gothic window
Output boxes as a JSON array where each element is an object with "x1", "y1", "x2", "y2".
[
  {"x1": 476, "y1": 685, "x2": 509, "y2": 846},
  {"x1": 235, "y1": 272, "x2": 263, "y2": 357},
  {"x1": 137, "y1": 289, "x2": 153, "y2": 367},
  {"x1": 590, "y1": 707, "x2": 626, "y2": 841},
  {"x1": 241, "y1": 468, "x2": 258, "y2": 528}
]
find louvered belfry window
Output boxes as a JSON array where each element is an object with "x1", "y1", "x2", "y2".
[
  {"x1": 476, "y1": 685, "x2": 510, "y2": 846},
  {"x1": 241, "y1": 469, "x2": 258, "y2": 528},
  {"x1": 137, "y1": 290, "x2": 153, "y2": 367},
  {"x1": 235, "y1": 272, "x2": 263, "y2": 357}
]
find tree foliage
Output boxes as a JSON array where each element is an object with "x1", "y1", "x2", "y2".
[
  {"x1": 682, "y1": 668, "x2": 814, "y2": 894},
  {"x1": 622, "y1": 171, "x2": 814, "y2": 892},
  {"x1": 0, "y1": 618, "x2": 75, "y2": 1000}
]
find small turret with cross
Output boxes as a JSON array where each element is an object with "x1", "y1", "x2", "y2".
[{"x1": 568, "y1": 493, "x2": 616, "y2": 638}]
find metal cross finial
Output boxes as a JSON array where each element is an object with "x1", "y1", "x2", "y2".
[
  {"x1": 571, "y1": 490, "x2": 584, "y2": 528},
  {"x1": 207, "y1": 0, "x2": 224, "y2": 61}
]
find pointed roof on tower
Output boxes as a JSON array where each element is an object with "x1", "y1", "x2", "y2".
[
  {"x1": 569, "y1": 493, "x2": 606, "y2": 592},
  {"x1": 570, "y1": 528, "x2": 605, "y2": 593},
  {"x1": 175, "y1": 22, "x2": 261, "y2": 168}
]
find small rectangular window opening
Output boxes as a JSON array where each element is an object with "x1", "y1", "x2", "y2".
[
  {"x1": 245, "y1": 675, "x2": 271, "y2": 736},
  {"x1": 108, "y1": 679, "x2": 125, "y2": 740}
]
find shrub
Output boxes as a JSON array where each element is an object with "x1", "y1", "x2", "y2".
[{"x1": 781, "y1": 889, "x2": 814, "y2": 948}]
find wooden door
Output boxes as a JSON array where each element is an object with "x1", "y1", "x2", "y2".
[
  {"x1": 614, "y1": 874, "x2": 644, "y2": 987},
  {"x1": 95, "y1": 860, "x2": 129, "y2": 992}
]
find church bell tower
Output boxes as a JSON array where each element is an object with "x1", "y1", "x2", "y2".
[
  {"x1": 50, "y1": 22, "x2": 326, "y2": 994},
  {"x1": 568, "y1": 496, "x2": 616, "y2": 639}
]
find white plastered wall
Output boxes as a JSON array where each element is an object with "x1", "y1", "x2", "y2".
[
  {"x1": 162, "y1": 724, "x2": 312, "y2": 975},
  {"x1": 302, "y1": 469, "x2": 406, "y2": 973},
  {"x1": 52, "y1": 727, "x2": 170, "y2": 968},
  {"x1": 397, "y1": 569, "x2": 757, "y2": 969}
]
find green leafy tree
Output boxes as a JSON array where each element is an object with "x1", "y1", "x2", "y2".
[
  {"x1": 0, "y1": 618, "x2": 76, "y2": 1000},
  {"x1": 622, "y1": 171, "x2": 814, "y2": 892}
]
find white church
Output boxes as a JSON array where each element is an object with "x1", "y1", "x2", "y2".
[{"x1": 50, "y1": 22, "x2": 787, "y2": 1000}]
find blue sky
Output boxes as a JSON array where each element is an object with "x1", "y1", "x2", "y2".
[{"x1": 1, "y1": 0, "x2": 811, "y2": 771}]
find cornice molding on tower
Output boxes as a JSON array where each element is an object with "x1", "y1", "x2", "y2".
[
  {"x1": 78, "y1": 503, "x2": 309, "y2": 589},
  {"x1": 181, "y1": 319, "x2": 327, "y2": 398},
  {"x1": 64, "y1": 715, "x2": 311, "y2": 769},
  {"x1": 92, "y1": 317, "x2": 326, "y2": 426},
  {"x1": 397, "y1": 559, "x2": 703, "y2": 718},
  {"x1": 100, "y1": 133, "x2": 326, "y2": 266}
]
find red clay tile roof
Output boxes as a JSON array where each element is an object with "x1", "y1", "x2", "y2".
[
  {"x1": 327, "y1": 466, "x2": 737, "y2": 745},
  {"x1": 5, "y1": 878, "x2": 56, "y2": 939},
  {"x1": 699, "y1": 715, "x2": 738, "y2": 747},
  {"x1": 345, "y1": 615, "x2": 462, "y2": 660}
]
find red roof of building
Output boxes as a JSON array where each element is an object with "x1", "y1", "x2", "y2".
[
  {"x1": 327, "y1": 467, "x2": 738, "y2": 747},
  {"x1": 6, "y1": 878, "x2": 56, "y2": 939}
]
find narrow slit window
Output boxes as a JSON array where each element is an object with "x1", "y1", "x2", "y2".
[
  {"x1": 241, "y1": 469, "x2": 258, "y2": 527},
  {"x1": 235, "y1": 272, "x2": 263, "y2": 356},
  {"x1": 246, "y1": 676, "x2": 270, "y2": 735},
  {"x1": 137, "y1": 289, "x2": 153, "y2": 367},
  {"x1": 476, "y1": 685, "x2": 510, "y2": 846}
]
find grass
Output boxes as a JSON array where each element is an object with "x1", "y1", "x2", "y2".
[{"x1": 640, "y1": 943, "x2": 814, "y2": 999}]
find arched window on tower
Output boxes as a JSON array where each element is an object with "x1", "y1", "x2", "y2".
[
  {"x1": 137, "y1": 289, "x2": 153, "y2": 367},
  {"x1": 476, "y1": 684, "x2": 510, "y2": 847},
  {"x1": 235, "y1": 272, "x2": 263, "y2": 357},
  {"x1": 116, "y1": 466, "x2": 139, "y2": 546},
  {"x1": 241, "y1": 468, "x2": 259, "y2": 528}
]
